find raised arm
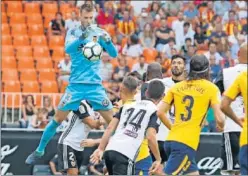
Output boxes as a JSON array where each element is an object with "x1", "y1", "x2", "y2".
[{"x1": 98, "y1": 33, "x2": 118, "y2": 58}]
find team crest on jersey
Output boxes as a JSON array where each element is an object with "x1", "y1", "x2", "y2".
[
  {"x1": 102, "y1": 99, "x2": 109, "y2": 107},
  {"x1": 71, "y1": 160, "x2": 76, "y2": 167}
]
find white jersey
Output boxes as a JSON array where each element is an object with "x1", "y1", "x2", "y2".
[
  {"x1": 223, "y1": 64, "x2": 247, "y2": 132},
  {"x1": 105, "y1": 100, "x2": 160, "y2": 161},
  {"x1": 58, "y1": 100, "x2": 95, "y2": 151}
]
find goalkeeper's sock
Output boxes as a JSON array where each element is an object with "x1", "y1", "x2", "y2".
[{"x1": 36, "y1": 119, "x2": 60, "y2": 154}]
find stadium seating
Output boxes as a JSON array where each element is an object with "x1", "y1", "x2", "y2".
[
  {"x1": 22, "y1": 81, "x2": 40, "y2": 93},
  {"x1": 42, "y1": 3, "x2": 58, "y2": 16},
  {"x1": 16, "y1": 46, "x2": 33, "y2": 57},
  {"x1": 2, "y1": 69, "x2": 19, "y2": 82},
  {"x1": 24, "y1": 2, "x2": 41, "y2": 14},
  {"x1": 13, "y1": 35, "x2": 30, "y2": 47},
  {"x1": 41, "y1": 81, "x2": 59, "y2": 93},
  {"x1": 36, "y1": 59, "x2": 53, "y2": 70},
  {"x1": 6, "y1": 1, "x2": 23, "y2": 16},
  {"x1": 11, "y1": 24, "x2": 28, "y2": 35},
  {"x1": 2, "y1": 12, "x2": 7, "y2": 24},
  {"x1": 38, "y1": 69, "x2": 56, "y2": 81},
  {"x1": 2, "y1": 35, "x2": 12, "y2": 45},
  {"x1": 9, "y1": 13, "x2": 26, "y2": 25},
  {"x1": 2, "y1": 23, "x2": 10, "y2": 35},
  {"x1": 19, "y1": 69, "x2": 37, "y2": 82},
  {"x1": 3, "y1": 81, "x2": 21, "y2": 92},
  {"x1": 49, "y1": 35, "x2": 65, "y2": 49},
  {"x1": 52, "y1": 47, "x2": 65, "y2": 59},
  {"x1": 43, "y1": 14, "x2": 55, "y2": 28},
  {"x1": 33, "y1": 47, "x2": 50, "y2": 58},
  {"x1": 28, "y1": 24, "x2": 44, "y2": 36},
  {"x1": 2, "y1": 56, "x2": 17, "y2": 69},
  {"x1": 31, "y1": 35, "x2": 48, "y2": 47},
  {"x1": 2, "y1": 45, "x2": 14, "y2": 57},
  {"x1": 143, "y1": 48, "x2": 158, "y2": 63},
  {"x1": 17, "y1": 58, "x2": 35, "y2": 70},
  {"x1": 5, "y1": 94, "x2": 22, "y2": 108},
  {"x1": 27, "y1": 14, "x2": 43, "y2": 25}
]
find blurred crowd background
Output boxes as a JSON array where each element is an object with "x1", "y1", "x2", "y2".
[{"x1": 1, "y1": 0, "x2": 247, "y2": 132}]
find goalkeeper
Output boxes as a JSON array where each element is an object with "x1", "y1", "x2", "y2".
[{"x1": 26, "y1": 3, "x2": 117, "y2": 165}]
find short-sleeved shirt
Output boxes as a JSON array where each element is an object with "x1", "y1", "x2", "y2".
[
  {"x1": 50, "y1": 19, "x2": 65, "y2": 32},
  {"x1": 224, "y1": 71, "x2": 247, "y2": 147},
  {"x1": 105, "y1": 100, "x2": 160, "y2": 161},
  {"x1": 163, "y1": 80, "x2": 221, "y2": 150}
]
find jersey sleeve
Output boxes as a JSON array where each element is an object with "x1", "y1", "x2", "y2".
[
  {"x1": 72, "y1": 102, "x2": 90, "y2": 119},
  {"x1": 162, "y1": 88, "x2": 174, "y2": 105},
  {"x1": 224, "y1": 75, "x2": 241, "y2": 100},
  {"x1": 114, "y1": 107, "x2": 123, "y2": 119},
  {"x1": 147, "y1": 111, "x2": 160, "y2": 133},
  {"x1": 210, "y1": 86, "x2": 221, "y2": 105}
]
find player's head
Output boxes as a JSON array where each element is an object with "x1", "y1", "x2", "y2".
[
  {"x1": 146, "y1": 80, "x2": 165, "y2": 104},
  {"x1": 80, "y1": 4, "x2": 95, "y2": 28},
  {"x1": 188, "y1": 55, "x2": 210, "y2": 81},
  {"x1": 146, "y1": 62, "x2": 163, "y2": 81},
  {"x1": 171, "y1": 55, "x2": 186, "y2": 77},
  {"x1": 238, "y1": 42, "x2": 247, "y2": 64},
  {"x1": 120, "y1": 76, "x2": 139, "y2": 101}
]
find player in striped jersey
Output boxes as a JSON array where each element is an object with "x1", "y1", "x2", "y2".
[
  {"x1": 57, "y1": 100, "x2": 104, "y2": 175},
  {"x1": 90, "y1": 76, "x2": 164, "y2": 175}
]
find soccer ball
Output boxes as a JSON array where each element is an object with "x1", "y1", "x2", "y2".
[{"x1": 82, "y1": 41, "x2": 103, "y2": 61}]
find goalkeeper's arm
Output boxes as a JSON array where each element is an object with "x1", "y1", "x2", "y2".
[{"x1": 98, "y1": 33, "x2": 118, "y2": 58}]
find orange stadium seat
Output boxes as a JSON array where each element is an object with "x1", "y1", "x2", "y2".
[
  {"x1": 28, "y1": 24, "x2": 44, "y2": 36},
  {"x1": 13, "y1": 35, "x2": 30, "y2": 47},
  {"x1": 2, "y1": 2, "x2": 6, "y2": 12},
  {"x1": 2, "y1": 69, "x2": 19, "y2": 82},
  {"x1": 102, "y1": 24, "x2": 116, "y2": 37},
  {"x1": 60, "y1": 81, "x2": 69, "y2": 93},
  {"x1": 36, "y1": 59, "x2": 53, "y2": 70},
  {"x1": 31, "y1": 35, "x2": 47, "y2": 47},
  {"x1": 27, "y1": 14, "x2": 43, "y2": 25},
  {"x1": 41, "y1": 81, "x2": 59, "y2": 93},
  {"x1": 6, "y1": 1, "x2": 23, "y2": 16},
  {"x1": 11, "y1": 24, "x2": 28, "y2": 35},
  {"x1": 43, "y1": 14, "x2": 55, "y2": 28},
  {"x1": 2, "y1": 12, "x2": 7, "y2": 24},
  {"x1": 19, "y1": 69, "x2": 37, "y2": 81},
  {"x1": 121, "y1": 37, "x2": 128, "y2": 49},
  {"x1": 9, "y1": 13, "x2": 26, "y2": 25},
  {"x1": 16, "y1": 46, "x2": 33, "y2": 57},
  {"x1": 52, "y1": 47, "x2": 65, "y2": 58},
  {"x1": 110, "y1": 59, "x2": 119, "y2": 69},
  {"x1": 33, "y1": 47, "x2": 50, "y2": 58},
  {"x1": 60, "y1": 3, "x2": 71, "y2": 13},
  {"x1": 49, "y1": 35, "x2": 65, "y2": 49},
  {"x1": 24, "y1": 2, "x2": 41, "y2": 14},
  {"x1": 42, "y1": 3, "x2": 58, "y2": 16},
  {"x1": 38, "y1": 69, "x2": 56, "y2": 81},
  {"x1": 2, "y1": 35, "x2": 12, "y2": 45},
  {"x1": 2, "y1": 56, "x2": 17, "y2": 69},
  {"x1": 3, "y1": 81, "x2": 21, "y2": 92},
  {"x1": 2, "y1": 24, "x2": 10, "y2": 35},
  {"x1": 167, "y1": 16, "x2": 178, "y2": 27},
  {"x1": 2, "y1": 45, "x2": 14, "y2": 57},
  {"x1": 143, "y1": 48, "x2": 158, "y2": 63},
  {"x1": 17, "y1": 58, "x2": 35, "y2": 70},
  {"x1": 22, "y1": 81, "x2": 40, "y2": 93}
]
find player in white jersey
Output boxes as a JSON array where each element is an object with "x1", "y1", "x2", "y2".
[
  {"x1": 57, "y1": 100, "x2": 104, "y2": 175},
  {"x1": 215, "y1": 47, "x2": 247, "y2": 175},
  {"x1": 90, "y1": 76, "x2": 165, "y2": 175}
]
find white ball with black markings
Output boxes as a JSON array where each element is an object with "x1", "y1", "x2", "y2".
[{"x1": 82, "y1": 41, "x2": 103, "y2": 61}]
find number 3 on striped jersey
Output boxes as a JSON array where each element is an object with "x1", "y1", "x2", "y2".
[{"x1": 180, "y1": 95, "x2": 194, "y2": 121}]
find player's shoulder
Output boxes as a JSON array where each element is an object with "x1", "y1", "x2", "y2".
[
  {"x1": 138, "y1": 100, "x2": 157, "y2": 110},
  {"x1": 202, "y1": 79, "x2": 219, "y2": 91},
  {"x1": 237, "y1": 71, "x2": 247, "y2": 82}
]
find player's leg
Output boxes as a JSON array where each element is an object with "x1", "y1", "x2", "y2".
[
  {"x1": 230, "y1": 132, "x2": 241, "y2": 175},
  {"x1": 158, "y1": 141, "x2": 168, "y2": 174},
  {"x1": 135, "y1": 156, "x2": 153, "y2": 175},
  {"x1": 57, "y1": 144, "x2": 79, "y2": 175},
  {"x1": 26, "y1": 86, "x2": 83, "y2": 164},
  {"x1": 239, "y1": 145, "x2": 248, "y2": 175},
  {"x1": 104, "y1": 151, "x2": 114, "y2": 175},
  {"x1": 86, "y1": 84, "x2": 113, "y2": 124},
  {"x1": 164, "y1": 141, "x2": 199, "y2": 175}
]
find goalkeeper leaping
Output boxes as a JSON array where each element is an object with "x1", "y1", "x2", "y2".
[{"x1": 26, "y1": 3, "x2": 117, "y2": 165}]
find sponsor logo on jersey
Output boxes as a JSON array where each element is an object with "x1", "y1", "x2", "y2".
[{"x1": 59, "y1": 93, "x2": 72, "y2": 108}]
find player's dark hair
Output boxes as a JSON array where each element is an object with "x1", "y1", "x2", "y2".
[
  {"x1": 122, "y1": 76, "x2": 139, "y2": 93},
  {"x1": 147, "y1": 80, "x2": 165, "y2": 100},
  {"x1": 208, "y1": 41, "x2": 217, "y2": 47},
  {"x1": 171, "y1": 54, "x2": 186, "y2": 63},
  {"x1": 80, "y1": 3, "x2": 94, "y2": 13},
  {"x1": 146, "y1": 62, "x2": 163, "y2": 81},
  {"x1": 188, "y1": 55, "x2": 210, "y2": 81},
  {"x1": 183, "y1": 22, "x2": 190, "y2": 27},
  {"x1": 185, "y1": 37, "x2": 192, "y2": 42},
  {"x1": 127, "y1": 71, "x2": 142, "y2": 81}
]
